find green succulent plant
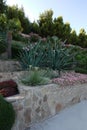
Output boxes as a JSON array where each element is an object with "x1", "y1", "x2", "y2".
[
  {"x1": 18, "y1": 40, "x2": 46, "y2": 69},
  {"x1": 21, "y1": 68, "x2": 50, "y2": 86}
]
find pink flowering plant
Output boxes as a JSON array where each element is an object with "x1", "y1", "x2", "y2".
[{"x1": 52, "y1": 71, "x2": 87, "y2": 86}]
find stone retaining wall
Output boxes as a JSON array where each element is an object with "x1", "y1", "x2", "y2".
[
  {"x1": 0, "y1": 60, "x2": 21, "y2": 72},
  {"x1": 6, "y1": 83, "x2": 87, "y2": 130}
]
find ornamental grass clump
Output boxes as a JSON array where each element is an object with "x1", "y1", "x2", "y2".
[
  {"x1": 21, "y1": 67, "x2": 50, "y2": 86},
  {"x1": 0, "y1": 95, "x2": 15, "y2": 130}
]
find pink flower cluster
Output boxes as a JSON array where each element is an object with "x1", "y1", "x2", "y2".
[{"x1": 52, "y1": 72, "x2": 87, "y2": 86}]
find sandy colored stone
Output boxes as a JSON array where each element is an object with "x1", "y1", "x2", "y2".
[
  {"x1": 5, "y1": 77, "x2": 87, "y2": 130},
  {"x1": 56, "y1": 103, "x2": 62, "y2": 112},
  {"x1": 35, "y1": 107, "x2": 41, "y2": 113},
  {"x1": 43, "y1": 95, "x2": 48, "y2": 102},
  {"x1": 71, "y1": 96, "x2": 80, "y2": 104},
  {"x1": 24, "y1": 108, "x2": 32, "y2": 124}
]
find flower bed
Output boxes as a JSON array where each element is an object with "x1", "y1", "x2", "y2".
[{"x1": 52, "y1": 71, "x2": 87, "y2": 86}]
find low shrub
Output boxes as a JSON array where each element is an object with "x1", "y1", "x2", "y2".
[
  {"x1": 75, "y1": 50, "x2": 87, "y2": 73},
  {"x1": 68, "y1": 45, "x2": 87, "y2": 74},
  {"x1": 0, "y1": 95, "x2": 15, "y2": 130}
]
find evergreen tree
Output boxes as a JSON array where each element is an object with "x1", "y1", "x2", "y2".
[
  {"x1": 69, "y1": 30, "x2": 78, "y2": 45},
  {"x1": 62, "y1": 22, "x2": 72, "y2": 42},
  {"x1": 78, "y1": 28, "x2": 87, "y2": 48},
  {"x1": 0, "y1": 0, "x2": 7, "y2": 14},
  {"x1": 6, "y1": 5, "x2": 31, "y2": 34},
  {"x1": 38, "y1": 9, "x2": 54, "y2": 37},
  {"x1": 53, "y1": 16, "x2": 64, "y2": 38}
]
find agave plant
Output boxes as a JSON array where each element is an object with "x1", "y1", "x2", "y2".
[
  {"x1": 18, "y1": 36, "x2": 76, "y2": 77},
  {"x1": 18, "y1": 40, "x2": 46, "y2": 69},
  {"x1": 43, "y1": 36, "x2": 76, "y2": 76}
]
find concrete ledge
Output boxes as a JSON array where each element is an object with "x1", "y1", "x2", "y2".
[{"x1": 5, "y1": 94, "x2": 24, "y2": 103}]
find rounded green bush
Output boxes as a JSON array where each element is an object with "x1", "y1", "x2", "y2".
[{"x1": 0, "y1": 95, "x2": 15, "y2": 130}]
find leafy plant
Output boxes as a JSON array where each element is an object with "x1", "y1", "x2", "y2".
[
  {"x1": 42, "y1": 36, "x2": 76, "y2": 76},
  {"x1": 0, "y1": 14, "x2": 7, "y2": 31},
  {"x1": 21, "y1": 68, "x2": 50, "y2": 86},
  {"x1": 74, "y1": 50, "x2": 87, "y2": 74},
  {"x1": 18, "y1": 40, "x2": 46, "y2": 69},
  {"x1": 13, "y1": 33, "x2": 29, "y2": 43},
  {"x1": 11, "y1": 40, "x2": 25, "y2": 58},
  {"x1": 18, "y1": 36, "x2": 76, "y2": 76},
  {"x1": 0, "y1": 95, "x2": 15, "y2": 130}
]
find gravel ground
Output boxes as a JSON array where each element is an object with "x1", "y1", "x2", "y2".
[{"x1": 52, "y1": 71, "x2": 87, "y2": 86}]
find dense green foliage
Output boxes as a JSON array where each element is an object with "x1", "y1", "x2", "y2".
[
  {"x1": 18, "y1": 37, "x2": 75, "y2": 76},
  {"x1": 16, "y1": 35, "x2": 86, "y2": 74},
  {"x1": 0, "y1": 0, "x2": 87, "y2": 48},
  {"x1": 0, "y1": 31, "x2": 7, "y2": 54},
  {"x1": 42, "y1": 37, "x2": 75, "y2": 71},
  {"x1": 75, "y1": 49, "x2": 87, "y2": 74},
  {"x1": 0, "y1": 1, "x2": 87, "y2": 74},
  {"x1": 11, "y1": 40, "x2": 25, "y2": 58},
  {"x1": 0, "y1": 13, "x2": 7, "y2": 31},
  {"x1": 68, "y1": 45, "x2": 87, "y2": 74},
  {"x1": 6, "y1": 5, "x2": 31, "y2": 33},
  {"x1": 0, "y1": 95, "x2": 15, "y2": 130},
  {"x1": 38, "y1": 9, "x2": 53, "y2": 37},
  {"x1": 0, "y1": 0, "x2": 7, "y2": 14}
]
